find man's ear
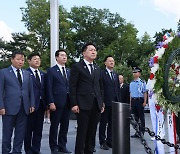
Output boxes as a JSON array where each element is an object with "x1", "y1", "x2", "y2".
[
  {"x1": 82, "y1": 51, "x2": 85, "y2": 57},
  {"x1": 27, "y1": 59, "x2": 31, "y2": 64}
]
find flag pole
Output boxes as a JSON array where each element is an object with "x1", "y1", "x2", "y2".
[{"x1": 50, "y1": 0, "x2": 59, "y2": 66}]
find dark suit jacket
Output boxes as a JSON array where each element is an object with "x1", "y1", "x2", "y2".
[
  {"x1": 102, "y1": 69, "x2": 120, "y2": 106},
  {"x1": 46, "y1": 65, "x2": 70, "y2": 108},
  {"x1": 0, "y1": 66, "x2": 35, "y2": 115},
  {"x1": 27, "y1": 68, "x2": 46, "y2": 110},
  {"x1": 119, "y1": 83, "x2": 130, "y2": 104},
  {"x1": 69, "y1": 61, "x2": 104, "y2": 110}
]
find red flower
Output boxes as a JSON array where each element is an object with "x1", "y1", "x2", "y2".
[
  {"x1": 153, "y1": 56, "x2": 158, "y2": 63},
  {"x1": 163, "y1": 35, "x2": 167, "y2": 41},
  {"x1": 149, "y1": 73, "x2": 155, "y2": 80},
  {"x1": 175, "y1": 70, "x2": 179, "y2": 75},
  {"x1": 155, "y1": 104, "x2": 161, "y2": 112},
  {"x1": 163, "y1": 44, "x2": 168, "y2": 48},
  {"x1": 171, "y1": 64, "x2": 175, "y2": 69}
]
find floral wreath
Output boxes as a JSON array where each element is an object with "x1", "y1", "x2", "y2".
[{"x1": 147, "y1": 32, "x2": 180, "y2": 114}]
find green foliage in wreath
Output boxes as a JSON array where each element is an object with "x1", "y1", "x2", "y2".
[{"x1": 154, "y1": 36, "x2": 180, "y2": 114}]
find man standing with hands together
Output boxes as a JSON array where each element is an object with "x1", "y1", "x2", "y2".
[
  {"x1": 0, "y1": 50, "x2": 35, "y2": 154},
  {"x1": 69, "y1": 43, "x2": 104, "y2": 154},
  {"x1": 99, "y1": 55, "x2": 120, "y2": 150},
  {"x1": 24, "y1": 53, "x2": 46, "y2": 154},
  {"x1": 46, "y1": 49, "x2": 71, "y2": 154}
]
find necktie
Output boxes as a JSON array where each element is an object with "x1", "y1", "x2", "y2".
[
  {"x1": 62, "y1": 67, "x2": 67, "y2": 80},
  {"x1": 110, "y1": 72, "x2": 114, "y2": 80},
  {"x1": 89, "y1": 64, "x2": 94, "y2": 76},
  {"x1": 17, "y1": 69, "x2": 22, "y2": 86},
  {"x1": 35, "y1": 70, "x2": 41, "y2": 86},
  {"x1": 110, "y1": 72, "x2": 115, "y2": 84}
]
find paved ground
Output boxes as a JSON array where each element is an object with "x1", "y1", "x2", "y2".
[{"x1": 0, "y1": 113, "x2": 174, "y2": 154}]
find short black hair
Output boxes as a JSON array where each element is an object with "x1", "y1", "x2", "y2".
[
  {"x1": 55, "y1": 49, "x2": 66, "y2": 57},
  {"x1": 81, "y1": 42, "x2": 96, "y2": 53},
  {"x1": 11, "y1": 50, "x2": 25, "y2": 59},
  {"x1": 27, "y1": 52, "x2": 41, "y2": 60},
  {"x1": 104, "y1": 55, "x2": 114, "y2": 62}
]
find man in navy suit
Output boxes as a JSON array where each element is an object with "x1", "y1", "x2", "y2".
[
  {"x1": 99, "y1": 55, "x2": 120, "y2": 150},
  {"x1": 46, "y1": 49, "x2": 71, "y2": 154},
  {"x1": 0, "y1": 50, "x2": 35, "y2": 154},
  {"x1": 69, "y1": 43, "x2": 104, "y2": 154},
  {"x1": 24, "y1": 53, "x2": 46, "y2": 154}
]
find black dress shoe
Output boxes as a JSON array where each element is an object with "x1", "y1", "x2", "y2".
[
  {"x1": 58, "y1": 147, "x2": 72, "y2": 153},
  {"x1": 131, "y1": 133, "x2": 140, "y2": 138},
  {"x1": 106, "y1": 143, "x2": 112, "y2": 148},
  {"x1": 51, "y1": 149, "x2": 59, "y2": 154},
  {"x1": 33, "y1": 152, "x2": 41, "y2": 154},
  {"x1": 100, "y1": 143, "x2": 109, "y2": 150}
]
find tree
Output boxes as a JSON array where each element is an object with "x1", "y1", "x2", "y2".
[
  {"x1": 95, "y1": 22, "x2": 140, "y2": 82},
  {"x1": 177, "y1": 19, "x2": 180, "y2": 32},
  {"x1": 0, "y1": 38, "x2": 11, "y2": 69},
  {"x1": 138, "y1": 32, "x2": 154, "y2": 80},
  {"x1": 68, "y1": 6, "x2": 126, "y2": 60},
  {"x1": 21, "y1": 0, "x2": 50, "y2": 51},
  {"x1": 138, "y1": 32, "x2": 154, "y2": 57},
  {"x1": 21, "y1": 0, "x2": 72, "y2": 69}
]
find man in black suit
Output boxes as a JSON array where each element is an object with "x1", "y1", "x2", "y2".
[
  {"x1": 24, "y1": 53, "x2": 46, "y2": 154},
  {"x1": 69, "y1": 43, "x2": 104, "y2": 154},
  {"x1": 99, "y1": 55, "x2": 120, "y2": 150},
  {"x1": 119, "y1": 75, "x2": 130, "y2": 104},
  {"x1": 46, "y1": 49, "x2": 71, "y2": 154}
]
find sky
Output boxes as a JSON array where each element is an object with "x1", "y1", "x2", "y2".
[{"x1": 0, "y1": 0, "x2": 179, "y2": 42}]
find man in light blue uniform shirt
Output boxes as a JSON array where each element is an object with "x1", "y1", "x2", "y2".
[{"x1": 130, "y1": 67, "x2": 148, "y2": 138}]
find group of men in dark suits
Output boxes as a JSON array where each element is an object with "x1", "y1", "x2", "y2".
[
  {"x1": 0, "y1": 50, "x2": 72, "y2": 154},
  {"x1": 0, "y1": 43, "x2": 130, "y2": 154}
]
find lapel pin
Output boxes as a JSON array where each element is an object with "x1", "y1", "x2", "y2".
[
  {"x1": 84, "y1": 66, "x2": 86, "y2": 69},
  {"x1": 57, "y1": 70, "x2": 59, "y2": 72}
]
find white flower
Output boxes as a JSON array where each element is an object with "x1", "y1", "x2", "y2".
[
  {"x1": 175, "y1": 84, "x2": 179, "y2": 87},
  {"x1": 155, "y1": 48, "x2": 165, "y2": 59},
  {"x1": 147, "y1": 79, "x2": 156, "y2": 90},
  {"x1": 177, "y1": 74, "x2": 180, "y2": 80},
  {"x1": 166, "y1": 37, "x2": 174, "y2": 43},
  {"x1": 151, "y1": 64, "x2": 159, "y2": 74}
]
